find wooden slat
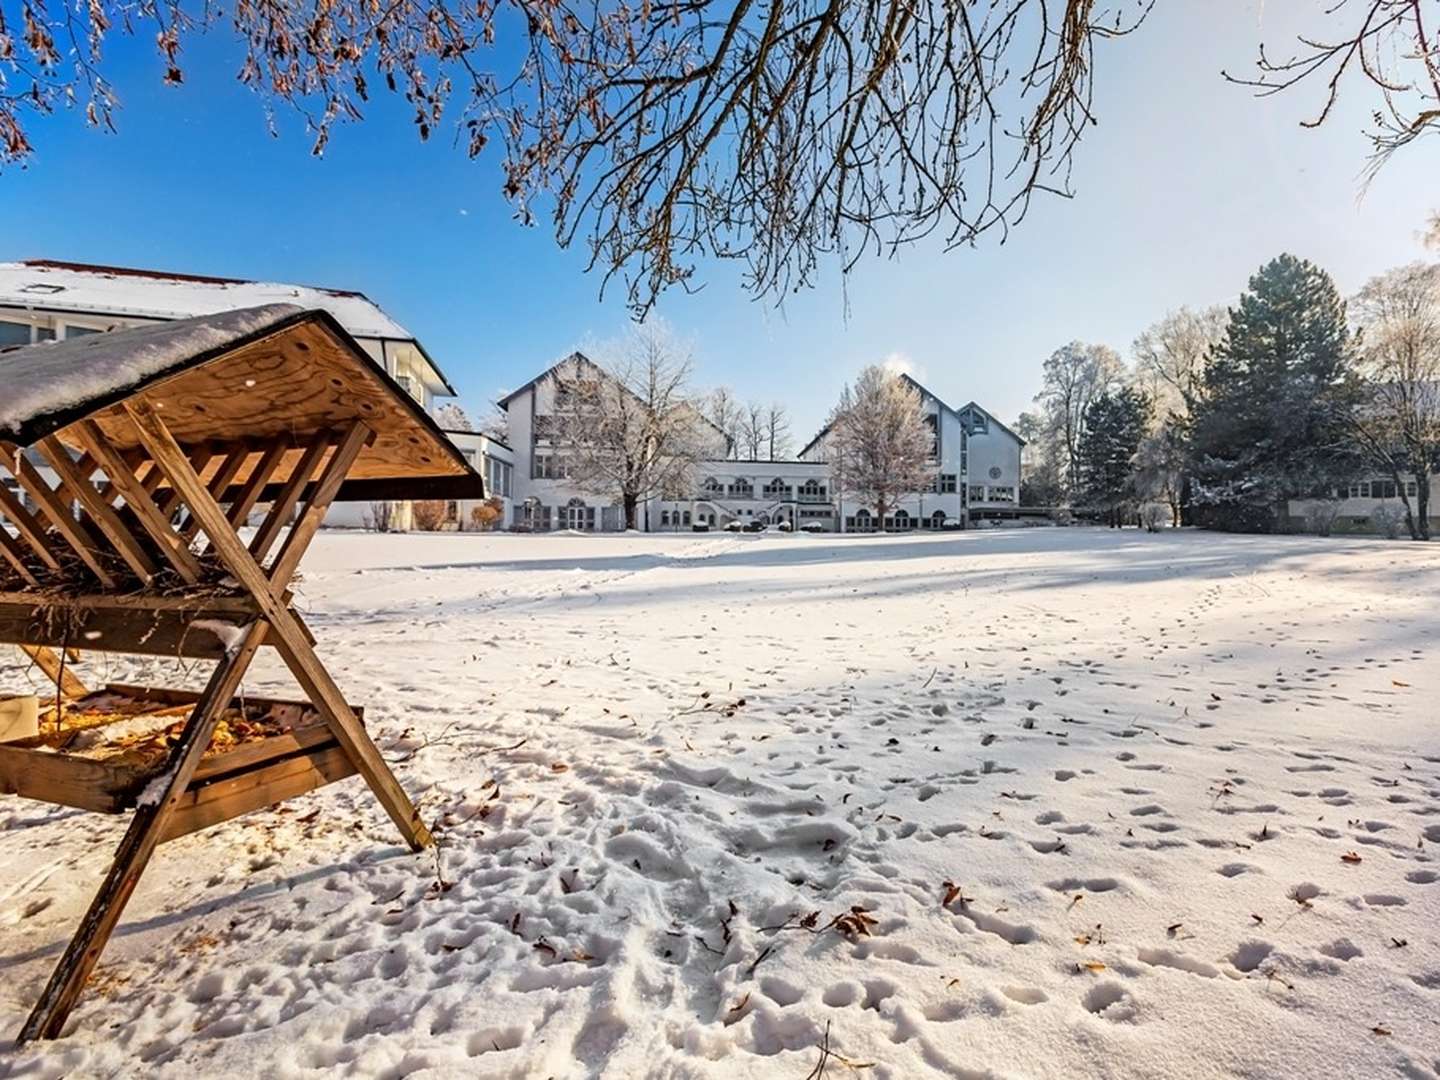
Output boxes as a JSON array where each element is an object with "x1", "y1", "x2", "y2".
[
  {"x1": 37, "y1": 437, "x2": 159, "y2": 586},
  {"x1": 156, "y1": 446, "x2": 213, "y2": 521},
  {"x1": 0, "y1": 471, "x2": 65, "y2": 573},
  {"x1": 268, "y1": 424, "x2": 370, "y2": 588},
  {"x1": 179, "y1": 446, "x2": 249, "y2": 545},
  {"x1": 0, "y1": 527, "x2": 38, "y2": 586},
  {"x1": 249, "y1": 436, "x2": 331, "y2": 564},
  {"x1": 18, "y1": 621, "x2": 269, "y2": 1042},
  {"x1": 17, "y1": 644, "x2": 88, "y2": 699},
  {"x1": 125, "y1": 400, "x2": 430, "y2": 851},
  {"x1": 162, "y1": 743, "x2": 356, "y2": 842},
  {"x1": 0, "y1": 442, "x2": 117, "y2": 588},
  {"x1": 68, "y1": 420, "x2": 202, "y2": 584},
  {"x1": 226, "y1": 440, "x2": 288, "y2": 530},
  {"x1": 0, "y1": 600, "x2": 272, "y2": 660}
]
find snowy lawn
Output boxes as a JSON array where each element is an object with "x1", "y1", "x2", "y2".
[{"x1": 1, "y1": 527, "x2": 1438, "y2": 1079}]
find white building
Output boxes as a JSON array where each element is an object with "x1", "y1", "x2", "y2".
[
  {"x1": 0, "y1": 259, "x2": 474, "y2": 529},
  {"x1": 498, "y1": 359, "x2": 1023, "y2": 532}
]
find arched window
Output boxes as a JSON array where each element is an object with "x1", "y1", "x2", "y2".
[
  {"x1": 931, "y1": 509, "x2": 947, "y2": 527},
  {"x1": 763, "y1": 477, "x2": 790, "y2": 499},
  {"x1": 702, "y1": 476, "x2": 723, "y2": 496},
  {"x1": 893, "y1": 509, "x2": 911, "y2": 529},
  {"x1": 800, "y1": 478, "x2": 826, "y2": 501},
  {"x1": 730, "y1": 477, "x2": 754, "y2": 499}
]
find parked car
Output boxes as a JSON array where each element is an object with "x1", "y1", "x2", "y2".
[
  {"x1": 776, "y1": 521, "x2": 793, "y2": 532},
  {"x1": 800, "y1": 521, "x2": 826, "y2": 533},
  {"x1": 742, "y1": 520, "x2": 767, "y2": 532},
  {"x1": 692, "y1": 521, "x2": 710, "y2": 532},
  {"x1": 723, "y1": 520, "x2": 744, "y2": 532}
]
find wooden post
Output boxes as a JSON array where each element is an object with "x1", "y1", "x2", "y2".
[
  {"x1": 18, "y1": 644, "x2": 88, "y2": 700},
  {"x1": 18, "y1": 622, "x2": 269, "y2": 1042},
  {"x1": 123, "y1": 401, "x2": 431, "y2": 851}
]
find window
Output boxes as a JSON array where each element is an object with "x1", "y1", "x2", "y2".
[
  {"x1": 729, "y1": 478, "x2": 754, "y2": 499},
  {"x1": 763, "y1": 478, "x2": 791, "y2": 500},
  {"x1": 683, "y1": 511, "x2": 692, "y2": 525},
  {"x1": 1374, "y1": 478, "x2": 1397, "y2": 499},
  {"x1": 1406, "y1": 480, "x2": 1418, "y2": 497},
  {"x1": 965, "y1": 408, "x2": 989, "y2": 434},
  {"x1": 62, "y1": 324, "x2": 102, "y2": 338},
  {"x1": 534, "y1": 454, "x2": 569, "y2": 480},
  {"x1": 923, "y1": 414, "x2": 939, "y2": 458},
  {"x1": 701, "y1": 476, "x2": 723, "y2": 497},
  {"x1": 968, "y1": 485, "x2": 986, "y2": 502},
  {"x1": 484, "y1": 456, "x2": 513, "y2": 497},
  {"x1": 939, "y1": 473, "x2": 957, "y2": 493},
  {"x1": 799, "y1": 478, "x2": 826, "y2": 501},
  {"x1": 990, "y1": 485, "x2": 1016, "y2": 503},
  {"x1": 0, "y1": 320, "x2": 29, "y2": 347},
  {"x1": 892, "y1": 509, "x2": 912, "y2": 530}
]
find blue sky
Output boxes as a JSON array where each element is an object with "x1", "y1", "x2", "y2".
[{"x1": 2, "y1": 2, "x2": 1436, "y2": 441}]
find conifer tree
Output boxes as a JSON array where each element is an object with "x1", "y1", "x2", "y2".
[
  {"x1": 1078, "y1": 387, "x2": 1148, "y2": 527},
  {"x1": 1189, "y1": 254, "x2": 1360, "y2": 531}
]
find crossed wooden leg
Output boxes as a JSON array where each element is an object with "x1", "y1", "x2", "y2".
[{"x1": 18, "y1": 404, "x2": 431, "y2": 1042}]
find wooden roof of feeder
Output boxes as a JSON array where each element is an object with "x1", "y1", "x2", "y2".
[{"x1": 0, "y1": 304, "x2": 484, "y2": 503}]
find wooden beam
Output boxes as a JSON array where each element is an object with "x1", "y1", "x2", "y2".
[
  {"x1": 38, "y1": 437, "x2": 159, "y2": 586},
  {"x1": 181, "y1": 446, "x2": 249, "y2": 544},
  {"x1": 0, "y1": 442, "x2": 117, "y2": 588},
  {"x1": 249, "y1": 437, "x2": 331, "y2": 564},
  {"x1": 17, "y1": 644, "x2": 88, "y2": 699},
  {"x1": 125, "y1": 400, "x2": 430, "y2": 851},
  {"x1": 17, "y1": 620, "x2": 269, "y2": 1042},
  {"x1": 68, "y1": 421, "x2": 202, "y2": 585},
  {"x1": 0, "y1": 527, "x2": 38, "y2": 586},
  {"x1": 0, "y1": 473, "x2": 64, "y2": 572},
  {"x1": 156, "y1": 446, "x2": 213, "y2": 522},
  {"x1": 226, "y1": 440, "x2": 288, "y2": 530},
  {"x1": 268, "y1": 424, "x2": 370, "y2": 588}
]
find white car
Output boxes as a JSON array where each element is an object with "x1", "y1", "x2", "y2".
[{"x1": 800, "y1": 521, "x2": 826, "y2": 533}]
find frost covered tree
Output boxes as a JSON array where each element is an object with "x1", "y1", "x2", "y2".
[
  {"x1": 763, "y1": 404, "x2": 793, "y2": 460},
  {"x1": 704, "y1": 389, "x2": 743, "y2": 459},
  {"x1": 1350, "y1": 262, "x2": 1440, "y2": 540},
  {"x1": 1033, "y1": 342, "x2": 1125, "y2": 501},
  {"x1": 0, "y1": 0, "x2": 1154, "y2": 315},
  {"x1": 1189, "y1": 254, "x2": 1361, "y2": 532},
  {"x1": 1077, "y1": 386, "x2": 1148, "y2": 527},
  {"x1": 1132, "y1": 307, "x2": 1227, "y2": 418},
  {"x1": 1015, "y1": 411, "x2": 1064, "y2": 507},
  {"x1": 433, "y1": 403, "x2": 474, "y2": 432},
  {"x1": 829, "y1": 366, "x2": 934, "y2": 531},
  {"x1": 543, "y1": 323, "x2": 715, "y2": 529}
]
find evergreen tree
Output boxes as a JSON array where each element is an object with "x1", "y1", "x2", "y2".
[
  {"x1": 1078, "y1": 386, "x2": 1148, "y2": 527},
  {"x1": 1189, "y1": 254, "x2": 1360, "y2": 531}
]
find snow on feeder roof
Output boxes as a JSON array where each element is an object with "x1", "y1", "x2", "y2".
[{"x1": 0, "y1": 304, "x2": 483, "y2": 503}]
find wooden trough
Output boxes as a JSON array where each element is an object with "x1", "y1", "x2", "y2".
[{"x1": 0, "y1": 304, "x2": 483, "y2": 1041}]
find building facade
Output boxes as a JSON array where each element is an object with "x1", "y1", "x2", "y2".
[{"x1": 498, "y1": 359, "x2": 1024, "y2": 533}]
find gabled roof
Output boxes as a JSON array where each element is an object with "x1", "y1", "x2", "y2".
[
  {"x1": 957, "y1": 401, "x2": 1026, "y2": 445},
  {"x1": 495, "y1": 351, "x2": 600, "y2": 407},
  {"x1": 498, "y1": 351, "x2": 728, "y2": 441},
  {"x1": 0, "y1": 259, "x2": 457, "y2": 396}
]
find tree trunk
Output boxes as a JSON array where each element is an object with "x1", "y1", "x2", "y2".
[
  {"x1": 877, "y1": 499, "x2": 888, "y2": 533},
  {"x1": 623, "y1": 492, "x2": 639, "y2": 530},
  {"x1": 1416, "y1": 472, "x2": 1432, "y2": 541}
]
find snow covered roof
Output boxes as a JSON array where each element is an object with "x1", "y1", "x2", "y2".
[
  {"x1": 0, "y1": 260, "x2": 410, "y2": 339},
  {"x1": 0, "y1": 305, "x2": 483, "y2": 500},
  {"x1": 0, "y1": 304, "x2": 303, "y2": 440}
]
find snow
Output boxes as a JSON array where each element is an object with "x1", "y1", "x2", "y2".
[
  {"x1": 0, "y1": 304, "x2": 302, "y2": 436},
  {"x1": 0, "y1": 262, "x2": 414, "y2": 342},
  {"x1": 1, "y1": 528, "x2": 1437, "y2": 1078}
]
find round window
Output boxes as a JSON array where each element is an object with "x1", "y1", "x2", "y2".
[{"x1": 988, "y1": 466, "x2": 1002, "y2": 480}]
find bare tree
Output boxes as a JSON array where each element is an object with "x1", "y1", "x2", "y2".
[
  {"x1": 1131, "y1": 306, "x2": 1228, "y2": 418},
  {"x1": 764, "y1": 403, "x2": 792, "y2": 460},
  {"x1": 544, "y1": 324, "x2": 712, "y2": 529},
  {"x1": 1349, "y1": 262, "x2": 1440, "y2": 539},
  {"x1": 477, "y1": 406, "x2": 510, "y2": 444},
  {"x1": 0, "y1": 0, "x2": 1152, "y2": 314},
  {"x1": 829, "y1": 366, "x2": 933, "y2": 531},
  {"x1": 738, "y1": 401, "x2": 766, "y2": 461},
  {"x1": 1227, "y1": 1, "x2": 1440, "y2": 176},
  {"x1": 1034, "y1": 341, "x2": 1124, "y2": 500},
  {"x1": 704, "y1": 388, "x2": 744, "y2": 458}
]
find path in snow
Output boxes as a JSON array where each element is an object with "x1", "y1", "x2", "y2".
[{"x1": 1, "y1": 528, "x2": 1437, "y2": 1079}]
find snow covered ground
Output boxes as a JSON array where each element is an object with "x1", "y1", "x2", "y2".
[{"x1": 1, "y1": 527, "x2": 1438, "y2": 1079}]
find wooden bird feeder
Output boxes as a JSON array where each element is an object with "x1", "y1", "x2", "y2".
[{"x1": 0, "y1": 304, "x2": 483, "y2": 1041}]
